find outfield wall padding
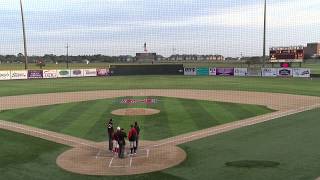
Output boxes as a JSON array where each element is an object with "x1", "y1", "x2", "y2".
[{"x1": 110, "y1": 64, "x2": 184, "y2": 75}]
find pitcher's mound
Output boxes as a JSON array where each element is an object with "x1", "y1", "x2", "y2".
[{"x1": 111, "y1": 108, "x2": 160, "y2": 116}]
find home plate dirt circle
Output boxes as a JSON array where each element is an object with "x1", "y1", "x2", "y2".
[
  {"x1": 56, "y1": 141, "x2": 186, "y2": 176},
  {"x1": 111, "y1": 108, "x2": 160, "y2": 116}
]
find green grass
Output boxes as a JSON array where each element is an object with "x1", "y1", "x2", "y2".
[
  {"x1": 0, "y1": 97, "x2": 273, "y2": 141},
  {"x1": 165, "y1": 108, "x2": 320, "y2": 180},
  {"x1": 0, "y1": 76, "x2": 320, "y2": 97},
  {"x1": 1, "y1": 108, "x2": 320, "y2": 180}
]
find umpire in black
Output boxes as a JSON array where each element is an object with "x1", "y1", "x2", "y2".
[{"x1": 106, "y1": 118, "x2": 114, "y2": 151}]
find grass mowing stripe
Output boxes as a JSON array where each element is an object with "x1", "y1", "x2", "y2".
[
  {"x1": 141, "y1": 97, "x2": 171, "y2": 140},
  {"x1": 61, "y1": 100, "x2": 110, "y2": 138},
  {"x1": 84, "y1": 100, "x2": 114, "y2": 141},
  {"x1": 164, "y1": 98, "x2": 196, "y2": 136},
  {"x1": 26, "y1": 105, "x2": 73, "y2": 127},
  {"x1": 181, "y1": 99, "x2": 219, "y2": 129},
  {"x1": 44, "y1": 102, "x2": 94, "y2": 133},
  {"x1": 203, "y1": 102, "x2": 238, "y2": 124}
]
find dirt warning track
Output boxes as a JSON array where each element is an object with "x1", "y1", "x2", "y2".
[{"x1": 1, "y1": 90, "x2": 320, "y2": 176}]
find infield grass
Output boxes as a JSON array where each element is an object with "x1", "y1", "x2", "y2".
[
  {"x1": 0, "y1": 97, "x2": 273, "y2": 141},
  {"x1": 1, "y1": 108, "x2": 320, "y2": 180}
]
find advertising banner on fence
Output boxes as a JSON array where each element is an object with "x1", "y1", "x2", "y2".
[
  {"x1": 234, "y1": 68, "x2": 248, "y2": 76},
  {"x1": 209, "y1": 68, "x2": 216, "y2": 76},
  {"x1": 0, "y1": 71, "x2": 11, "y2": 80},
  {"x1": 11, "y1": 70, "x2": 28, "y2": 80},
  {"x1": 71, "y1": 69, "x2": 84, "y2": 77},
  {"x1": 277, "y1": 68, "x2": 293, "y2": 77},
  {"x1": 196, "y1": 67, "x2": 209, "y2": 76},
  {"x1": 247, "y1": 68, "x2": 261, "y2": 77},
  {"x1": 97, "y1": 68, "x2": 108, "y2": 76},
  {"x1": 28, "y1": 70, "x2": 43, "y2": 79},
  {"x1": 184, "y1": 68, "x2": 197, "y2": 76},
  {"x1": 57, "y1": 69, "x2": 71, "y2": 78},
  {"x1": 293, "y1": 68, "x2": 310, "y2": 78},
  {"x1": 43, "y1": 70, "x2": 57, "y2": 79},
  {"x1": 83, "y1": 69, "x2": 97, "y2": 77},
  {"x1": 261, "y1": 68, "x2": 277, "y2": 77},
  {"x1": 216, "y1": 68, "x2": 234, "y2": 76}
]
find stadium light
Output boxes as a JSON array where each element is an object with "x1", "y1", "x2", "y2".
[
  {"x1": 65, "y1": 43, "x2": 69, "y2": 69},
  {"x1": 262, "y1": 0, "x2": 267, "y2": 67},
  {"x1": 19, "y1": 0, "x2": 28, "y2": 69}
]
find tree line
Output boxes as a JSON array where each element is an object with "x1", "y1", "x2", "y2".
[{"x1": 0, "y1": 54, "x2": 135, "y2": 64}]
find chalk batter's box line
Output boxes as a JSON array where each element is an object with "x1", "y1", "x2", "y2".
[{"x1": 108, "y1": 149, "x2": 150, "y2": 168}]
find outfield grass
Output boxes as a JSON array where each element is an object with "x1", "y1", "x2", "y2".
[
  {"x1": 0, "y1": 76, "x2": 319, "y2": 97},
  {"x1": 0, "y1": 97, "x2": 272, "y2": 141},
  {"x1": 1, "y1": 108, "x2": 320, "y2": 180}
]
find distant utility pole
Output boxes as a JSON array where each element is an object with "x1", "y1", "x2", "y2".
[
  {"x1": 65, "y1": 43, "x2": 69, "y2": 69},
  {"x1": 20, "y1": 0, "x2": 28, "y2": 69},
  {"x1": 262, "y1": 0, "x2": 267, "y2": 67}
]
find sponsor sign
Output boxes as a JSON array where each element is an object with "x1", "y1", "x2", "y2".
[
  {"x1": 97, "y1": 69, "x2": 108, "y2": 76},
  {"x1": 11, "y1": 70, "x2": 28, "y2": 80},
  {"x1": 71, "y1": 69, "x2": 84, "y2": 77},
  {"x1": 216, "y1": 68, "x2": 234, "y2": 76},
  {"x1": 83, "y1": 69, "x2": 97, "y2": 77},
  {"x1": 247, "y1": 68, "x2": 261, "y2": 77},
  {"x1": 43, "y1": 70, "x2": 57, "y2": 79},
  {"x1": 28, "y1": 70, "x2": 43, "y2": 79},
  {"x1": 184, "y1": 68, "x2": 197, "y2": 76},
  {"x1": 293, "y1": 68, "x2": 310, "y2": 78},
  {"x1": 196, "y1": 67, "x2": 209, "y2": 76},
  {"x1": 0, "y1": 71, "x2": 11, "y2": 80},
  {"x1": 234, "y1": 68, "x2": 248, "y2": 77},
  {"x1": 277, "y1": 68, "x2": 292, "y2": 77},
  {"x1": 57, "y1": 69, "x2": 71, "y2": 78},
  {"x1": 261, "y1": 68, "x2": 277, "y2": 77},
  {"x1": 209, "y1": 67, "x2": 216, "y2": 76}
]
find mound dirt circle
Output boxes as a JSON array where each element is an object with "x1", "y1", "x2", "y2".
[
  {"x1": 56, "y1": 141, "x2": 186, "y2": 176},
  {"x1": 111, "y1": 108, "x2": 160, "y2": 116}
]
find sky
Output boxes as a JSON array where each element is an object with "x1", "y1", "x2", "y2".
[{"x1": 0, "y1": 0, "x2": 319, "y2": 57}]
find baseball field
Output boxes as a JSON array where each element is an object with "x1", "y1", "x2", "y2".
[{"x1": 1, "y1": 76, "x2": 320, "y2": 180}]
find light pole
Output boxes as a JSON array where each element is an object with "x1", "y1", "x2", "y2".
[
  {"x1": 19, "y1": 0, "x2": 28, "y2": 69},
  {"x1": 65, "y1": 43, "x2": 69, "y2": 69},
  {"x1": 262, "y1": 0, "x2": 267, "y2": 67}
]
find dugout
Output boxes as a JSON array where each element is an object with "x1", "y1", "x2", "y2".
[{"x1": 109, "y1": 64, "x2": 184, "y2": 76}]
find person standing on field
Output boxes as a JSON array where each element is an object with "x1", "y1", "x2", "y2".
[
  {"x1": 118, "y1": 128, "x2": 127, "y2": 158},
  {"x1": 134, "y1": 122, "x2": 140, "y2": 151},
  {"x1": 106, "y1": 118, "x2": 114, "y2": 151},
  {"x1": 128, "y1": 124, "x2": 138, "y2": 155}
]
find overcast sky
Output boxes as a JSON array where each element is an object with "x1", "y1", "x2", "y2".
[{"x1": 0, "y1": 0, "x2": 319, "y2": 57}]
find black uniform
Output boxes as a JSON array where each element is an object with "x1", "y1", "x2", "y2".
[
  {"x1": 134, "y1": 123, "x2": 140, "y2": 149},
  {"x1": 117, "y1": 129, "x2": 127, "y2": 158},
  {"x1": 107, "y1": 120, "x2": 114, "y2": 151}
]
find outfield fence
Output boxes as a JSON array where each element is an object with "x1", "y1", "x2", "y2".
[
  {"x1": 0, "y1": 68, "x2": 110, "y2": 80},
  {"x1": 184, "y1": 67, "x2": 311, "y2": 78},
  {"x1": 0, "y1": 66, "x2": 312, "y2": 81}
]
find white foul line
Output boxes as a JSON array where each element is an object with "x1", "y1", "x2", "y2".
[
  {"x1": 146, "y1": 149, "x2": 150, "y2": 158},
  {"x1": 129, "y1": 157, "x2": 133, "y2": 167},
  {"x1": 108, "y1": 158, "x2": 114, "y2": 168},
  {"x1": 95, "y1": 150, "x2": 101, "y2": 159}
]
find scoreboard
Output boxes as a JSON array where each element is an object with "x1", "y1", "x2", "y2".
[{"x1": 269, "y1": 46, "x2": 304, "y2": 62}]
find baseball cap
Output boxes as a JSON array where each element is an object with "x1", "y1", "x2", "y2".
[{"x1": 117, "y1": 127, "x2": 121, "y2": 130}]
